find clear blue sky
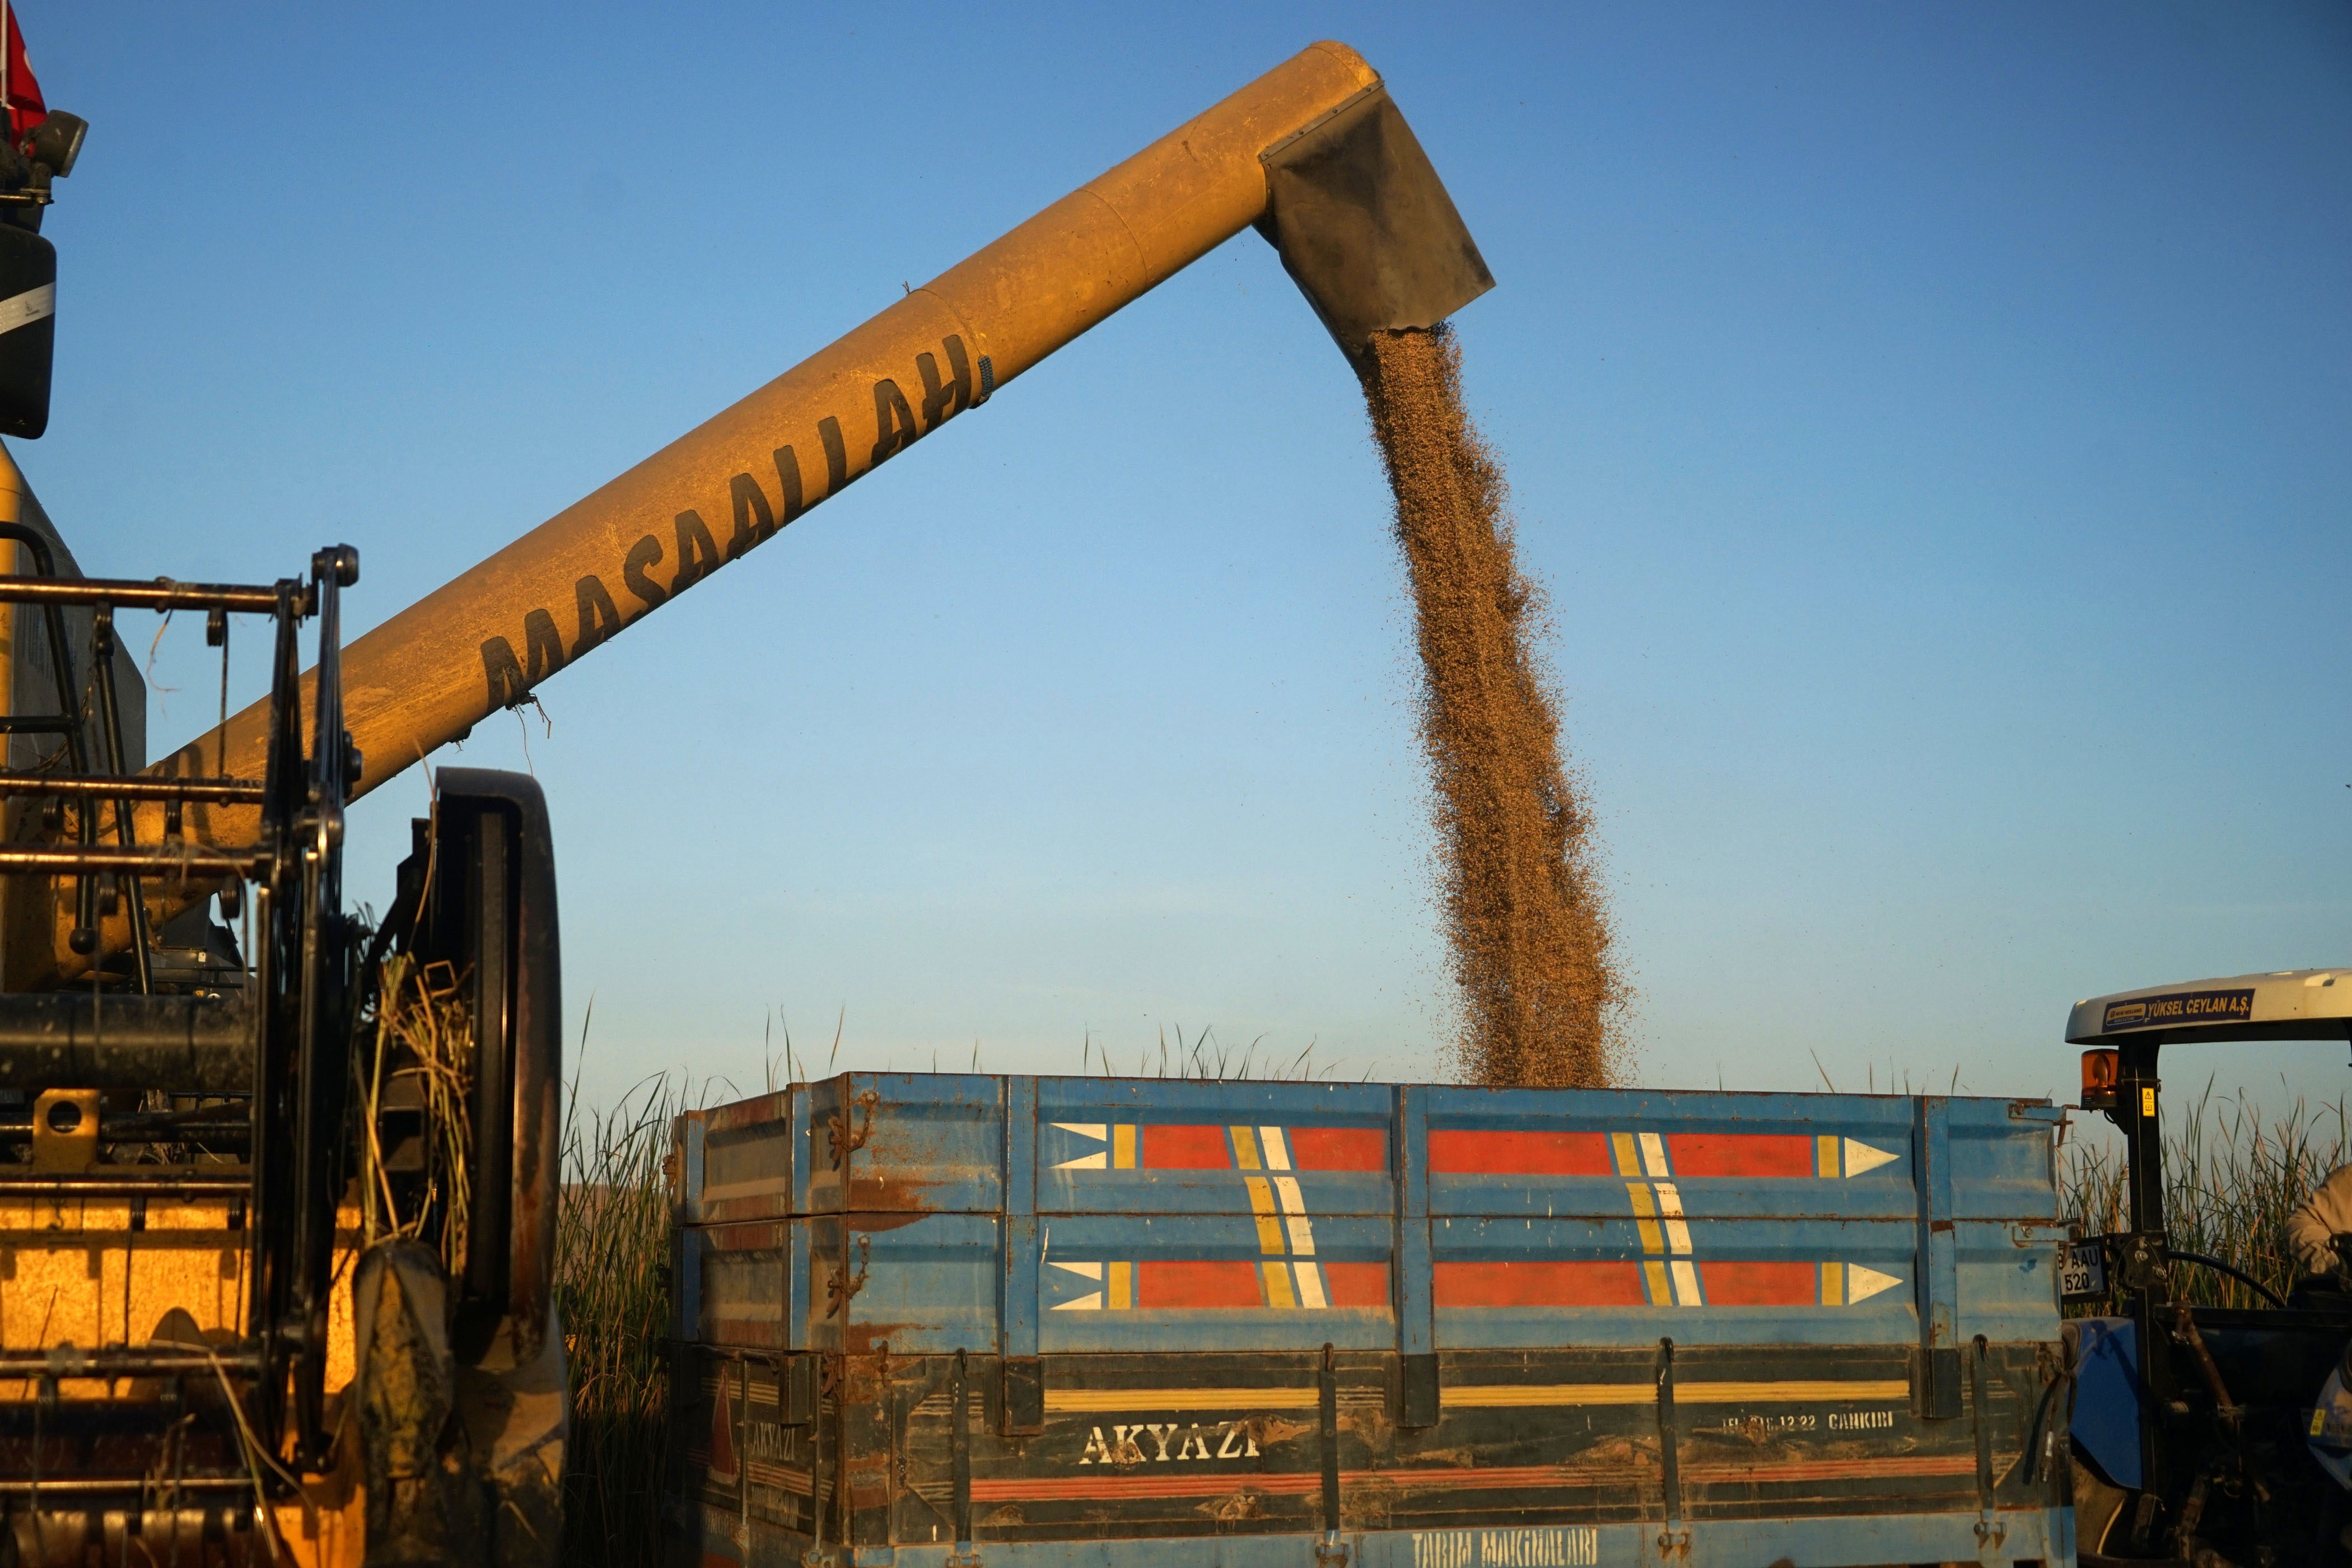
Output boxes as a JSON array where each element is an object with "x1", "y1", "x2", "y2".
[{"x1": 16, "y1": 3, "x2": 2349, "y2": 1117}]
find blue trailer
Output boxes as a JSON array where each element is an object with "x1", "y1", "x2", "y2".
[{"x1": 665, "y1": 1076, "x2": 2074, "y2": 1568}]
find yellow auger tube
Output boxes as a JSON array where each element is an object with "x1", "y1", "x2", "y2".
[{"x1": 69, "y1": 40, "x2": 1490, "y2": 977}]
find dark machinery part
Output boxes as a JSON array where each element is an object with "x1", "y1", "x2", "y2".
[
  {"x1": 0, "y1": 989, "x2": 252, "y2": 1091},
  {"x1": 358, "y1": 768, "x2": 571, "y2": 1561},
  {"x1": 0, "y1": 549, "x2": 351, "y2": 1561},
  {"x1": 2071, "y1": 986, "x2": 2352, "y2": 1568},
  {"x1": 0, "y1": 543, "x2": 566, "y2": 1566},
  {"x1": 0, "y1": 86, "x2": 88, "y2": 437},
  {"x1": 1257, "y1": 83, "x2": 1496, "y2": 365}
]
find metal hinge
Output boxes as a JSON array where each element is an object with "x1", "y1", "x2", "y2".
[{"x1": 829, "y1": 1089, "x2": 880, "y2": 1168}]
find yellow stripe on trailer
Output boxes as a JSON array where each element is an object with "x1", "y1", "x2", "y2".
[{"x1": 1445, "y1": 1380, "x2": 1911, "y2": 1407}]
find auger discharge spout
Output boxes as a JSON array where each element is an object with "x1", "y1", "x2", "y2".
[{"x1": 70, "y1": 41, "x2": 1489, "y2": 977}]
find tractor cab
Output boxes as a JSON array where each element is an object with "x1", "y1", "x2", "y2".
[{"x1": 2066, "y1": 968, "x2": 2352, "y2": 1565}]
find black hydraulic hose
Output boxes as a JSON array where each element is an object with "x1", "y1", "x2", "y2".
[{"x1": 2167, "y1": 1248, "x2": 2288, "y2": 1310}]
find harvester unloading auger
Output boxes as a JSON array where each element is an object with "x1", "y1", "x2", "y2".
[
  {"x1": 46, "y1": 40, "x2": 1491, "y2": 985},
  {"x1": 0, "y1": 40, "x2": 1491, "y2": 1567}
]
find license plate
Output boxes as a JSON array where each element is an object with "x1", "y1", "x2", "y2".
[{"x1": 2059, "y1": 1239, "x2": 2109, "y2": 1301}]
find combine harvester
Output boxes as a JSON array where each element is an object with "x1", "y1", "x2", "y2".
[
  {"x1": 0, "y1": 32, "x2": 1488, "y2": 1568},
  {"x1": 0, "y1": 20, "x2": 2327, "y2": 1568}
]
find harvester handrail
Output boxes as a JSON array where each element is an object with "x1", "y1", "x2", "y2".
[
  {"x1": 0, "y1": 771, "x2": 264, "y2": 802},
  {"x1": 0, "y1": 572, "x2": 304, "y2": 614}
]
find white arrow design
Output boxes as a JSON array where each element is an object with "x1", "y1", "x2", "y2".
[
  {"x1": 1052, "y1": 1123, "x2": 1109, "y2": 1169},
  {"x1": 1841, "y1": 1139, "x2": 1899, "y2": 1177},
  {"x1": 1050, "y1": 1258, "x2": 1105, "y2": 1309},
  {"x1": 1845, "y1": 1263, "x2": 1902, "y2": 1303}
]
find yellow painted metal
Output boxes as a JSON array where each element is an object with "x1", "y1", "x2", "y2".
[
  {"x1": 0, "y1": 1196, "x2": 360, "y2": 1393},
  {"x1": 1441, "y1": 1380, "x2": 1915, "y2": 1408},
  {"x1": 1043, "y1": 1385, "x2": 1318, "y2": 1413},
  {"x1": 1, "y1": 1192, "x2": 366, "y2": 1563},
  {"x1": 80, "y1": 41, "x2": 1385, "y2": 977},
  {"x1": 27, "y1": 1088, "x2": 99, "y2": 1168}
]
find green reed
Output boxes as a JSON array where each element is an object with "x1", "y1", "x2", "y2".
[
  {"x1": 557, "y1": 1072, "x2": 682, "y2": 1568},
  {"x1": 2061, "y1": 1079, "x2": 2350, "y2": 1313}
]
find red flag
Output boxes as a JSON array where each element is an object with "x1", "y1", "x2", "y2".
[{"x1": 4, "y1": 7, "x2": 47, "y2": 147}]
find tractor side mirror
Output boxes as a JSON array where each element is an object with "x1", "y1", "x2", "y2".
[
  {"x1": 0, "y1": 220, "x2": 55, "y2": 438},
  {"x1": 2080, "y1": 1048, "x2": 2120, "y2": 1112},
  {"x1": 26, "y1": 112, "x2": 87, "y2": 180}
]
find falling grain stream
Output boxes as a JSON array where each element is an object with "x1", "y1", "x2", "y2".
[{"x1": 1362, "y1": 326, "x2": 1625, "y2": 1087}]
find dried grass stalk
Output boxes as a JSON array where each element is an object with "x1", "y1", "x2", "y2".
[{"x1": 360, "y1": 952, "x2": 477, "y2": 1277}]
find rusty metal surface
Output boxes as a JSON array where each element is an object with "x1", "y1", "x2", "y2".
[{"x1": 666, "y1": 1342, "x2": 2068, "y2": 1557}]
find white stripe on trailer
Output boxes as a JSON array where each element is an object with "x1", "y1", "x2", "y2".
[
  {"x1": 1653, "y1": 1183, "x2": 1693, "y2": 1254},
  {"x1": 1669, "y1": 1259, "x2": 1702, "y2": 1305}
]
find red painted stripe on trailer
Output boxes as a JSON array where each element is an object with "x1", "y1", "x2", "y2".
[
  {"x1": 1138, "y1": 1259, "x2": 1266, "y2": 1309},
  {"x1": 1141, "y1": 1124, "x2": 1234, "y2": 1169},
  {"x1": 1696, "y1": 1260, "x2": 1819, "y2": 1305},
  {"x1": 970, "y1": 1472, "x2": 1322, "y2": 1501},
  {"x1": 972, "y1": 1458, "x2": 1966, "y2": 1506},
  {"x1": 1286, "y1": 1127, "x2": 1388, "y2": 1171},
  {"x1": 1378, "y1": 1464, "x2": 1638, "y2": 1490},
  {"x1": 1666, "y1": 1133, "x2": 1814, "y2": 1178},
  {"x1": 1682, "y1": 1454, "x2": 1973, "y2": 1483},
  {"x1": 1323, "y1": 1261, "x2": 1391, "y2": 1308},
  {"x1": 1432, "y1": 1260, "x2": 1648, "y2": 1308},
  {"x1": 1426, "y1": 1130, "x2": 1613, "y2": 1175},
  {"x1": 1368, "y1": 1454, "x2": 1975, "y2": 1490}
]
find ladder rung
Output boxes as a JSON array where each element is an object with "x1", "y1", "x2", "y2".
[
  {"x1": 0, "y1": 843, "x2": 269, "y2": 878},
  {"x1": 0, "y1": 774, "x2": 267, "y2": 804},
  {"x1": 0, "y1": 1346, "x2": 263, "y2": 1379},
  {"x1": 0, "y1": 575, "x2": 300, "y2": 614}
]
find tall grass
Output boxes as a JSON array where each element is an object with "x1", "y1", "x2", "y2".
[
  {"x1": 557, "y1": 1074, "x2": 680, "y2": 1568},
  {"x1": 1081, "y1": 1022, "x2": 1364, "y2": 1081},
  {"x1": 2061, "y1": 1080, "x2": 2350, "y2": 1312}
]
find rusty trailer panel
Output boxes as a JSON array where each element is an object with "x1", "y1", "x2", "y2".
[{"x1": 665, "y1": 1076, "x2": 2073, "y2": 1567}]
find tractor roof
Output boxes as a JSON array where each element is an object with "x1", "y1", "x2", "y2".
[{"x1": 2066, "y1": 968, "x2": 2352, "y2": 1047}]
